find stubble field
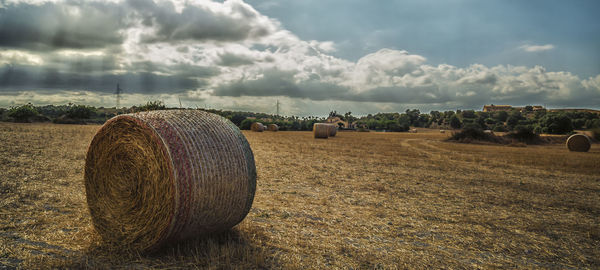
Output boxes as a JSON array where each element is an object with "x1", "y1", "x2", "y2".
[{"x1": 0, "y1": 123, "x2": 599, "y2": 269}]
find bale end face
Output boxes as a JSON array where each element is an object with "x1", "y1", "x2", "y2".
[
  {"x1": 267, "y1": 124, "x2": 279, "y2": 132},
  {"x1": 251, "y1": 122, "x2": 264, "y2": 132},
  {"x1": 313, "y1": 123, "x2": 329, "y2": 139},
  {"x1": 566, "y1": 134, "x2": 591, "y2": 152},
  {"x1": 85, "y1": 110, "x2": 256, "y2": 251}
]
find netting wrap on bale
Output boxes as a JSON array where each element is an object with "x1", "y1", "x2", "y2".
[
  {"x1": 267, "y1": 124, "x2": 279, "y2": 132},
  {"x1": 313, "y1": 123, "x2": 329, "y2": 139},
  {"x1": 566, "y1": 134, "x2": 591, "y2": 152},
  {"x1": 84, "y1": 110, "x2": 257, "y2": 251},
  {"x1": 251, "y1": 122, "x2": 264, "y2": 132}
]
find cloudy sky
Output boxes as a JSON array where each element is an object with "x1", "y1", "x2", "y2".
[{"x1": 1, "y1": 0, "x2": 599, "y2": 116}]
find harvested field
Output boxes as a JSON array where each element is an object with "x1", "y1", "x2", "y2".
[{"x1": 1, "y1": 123, "x2": 599, "y2": 269}]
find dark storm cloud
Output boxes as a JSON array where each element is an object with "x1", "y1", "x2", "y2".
[
  {"x1": 212, "y1": 69, "x2": 452, "y2": 103},
  {"x1": 213, "y1": 69, "x2": 348, "y2": 100},
  {"x1": 0, "y1": 1, "x2": 129, "y2": 50},
  {"x1": 129, "y1": 61, "x2": 220, "y2": 78},
  {"x1": 0, "y1": 64, "x2": 203, "y2": 94},
  {"x1": 128, "y1": 0, "x2": 273, "y2": 43}
]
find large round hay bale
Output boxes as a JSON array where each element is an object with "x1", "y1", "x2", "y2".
[
  {"x1": 313, "y1": 123, "x2": 329, "y2": 139},
  {"x1": 250, "y1": 122, "x2": 264, "y2": 132},
  {"x1": 84, "y1": 110, "x2": 256, "y2": 251},
  {"x1": 267, "y1": 124, "x2": 278, "y2": 132},
  {"x1": 566, "y1": 134, "x2": 591, "y2": 152},
  {"x1": 328, "y1": 124, "x2": 337, "y2": 137}
]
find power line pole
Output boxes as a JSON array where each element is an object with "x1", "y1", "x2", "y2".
[{"x1": 276, "y1": 99, "x2": 280, "y2": 116}]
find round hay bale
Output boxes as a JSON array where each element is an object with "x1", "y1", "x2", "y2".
[
  {"x1": 328, "y1": 124, "x2": 337, "y2": 137},
  {"x1": 566, "y1": 134, "x2": 591, "y2": 152},
  {"x1": 84, "y1": 110, "x2": 256, "y2": 251},
  {"x1": 313, "y1": 123, "x2": 329, "y2": 139},
  {"x1": 250, "y1": 122, "x2": 264, "y2": 132},
  {"x1": 439, "y1": 130, "x2": 446, "y2": 133},
  {"x1": 267, "y1": 124, "x2": 279, "y2": 132}
]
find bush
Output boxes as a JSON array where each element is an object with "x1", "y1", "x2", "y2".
[
  {"x1": 448, "y1": 126, "x2": 504, "y2": 143},
  {"x1": 8, "y1": 103, "x2": 38, "y2": 122},
  {"x1": 240, "y1": 119, "x2": 255, "y2": 130},
  {"x1": 135, "y1": 101, "x2": 166, "y2": 112},
  {"x1": 505, "y1": 126, "x2": 543, "y2": 144},
  {"x1": 66, "y1": 105, "x2": 96, "y2": 119},
  {"x1": 590, "y1": 128, "x2": 600, "y2": 141}
]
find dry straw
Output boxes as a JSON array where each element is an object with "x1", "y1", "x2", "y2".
[
  {"x1": 327, "y1": 124, "x2": 337, "y2": 137},
  {"x1": 251, "y1": 122, "x2": 264, "y2": 132},
  {"x1": 267, "y1": 124, "x2": 279, "y2": 132},
  {"x1": 84, "y1": 110, "x2": 257, "y2": 251},
  {"x1": 566, "y1": 134, "x2": 591, "y2": 152},
  {"x1": 313, "y1": 123, "x2": 329, "y2": 139}
]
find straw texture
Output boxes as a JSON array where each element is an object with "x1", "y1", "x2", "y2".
[
  {"x1": 327, "y1": 124, "x2": 337, "y2": 137},
  {"x1": 566, "y1": 134, "x2": 591, "y2": 152},
  {"x1": 313, "y1": 123, "x2": 329, "y2": 139},
  {"x1": 267, "y1": 124, "x2": 279, "y2": 132},
  {"x1": 251, "y1": 122, "x2": 264, "y2": 132},
  {"x1": 84, "y1": 110, "x2": 257, "y2": 251}
]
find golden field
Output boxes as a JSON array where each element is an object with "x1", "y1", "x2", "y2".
[{"x1": 0, "y1": 123, "x2": 599, "y2": 269}]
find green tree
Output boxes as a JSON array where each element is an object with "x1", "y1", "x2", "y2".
[
  {"x1": 8, "y1": 103, "x2": 38, "y2": 122},
  {"x1": 449, "y1": 115, "x2": 462, "y2": 129},
  {"x1": 136, "y1": 101, "x2": 166, "y2": 112},
  {"x1": 66, "y1": 105, "x2": 96, "y2": 119},
  {"x1": 539, "y1": 114, "x2": 573, "y2": 134}
]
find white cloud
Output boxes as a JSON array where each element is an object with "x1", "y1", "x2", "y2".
[
  {"x1": 0, "y1": 0, "x2": 598, "y2": 113},
  {"x1": 519, "y1": 44, "x2": 555, "y2": 52}
]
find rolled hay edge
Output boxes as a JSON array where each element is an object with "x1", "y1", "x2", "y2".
[
  {"x1": 267, "y1": 124, "x2": 279, "y2": 132},
  {"x1": 566, "y1": 134, "x2": 591, "y2": 152},
  {"x1": 327, "y1": 124, "x2": 337, "y2": 137},
  {"x1": 85, "y1": 110, "x2": 256, "y2": 251},
  {"x1": 251, "y1": 122, "x2": 264, "y2": 132},
  {"x1": 313, "y1": 123, "x2": 329, "y2": 139}
]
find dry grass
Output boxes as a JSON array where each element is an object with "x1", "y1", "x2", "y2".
[{"x1": 1, "y1": 123, "x2": 599, "y2": 269}]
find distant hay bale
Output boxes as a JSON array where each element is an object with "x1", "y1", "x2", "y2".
[
  {"x1": 409, "y1": 129, "x2": 417, "y2": 133},
  {"x1": 84, "y1": 110, "x2": 256, "y2": 251},
  {"x1": 566, "y1": 134, "x2": 591, "y2": 152},
  {"x1": 313, "y1": 123, "x2": 329, "y2": 139},
  {"x1": 267, "y1": 124, "x2": 279, "y2": 132},
  {"x1": 327, "y1": 124, "x2": 337, "y2": 137},
  {"x1": 251, "y1": 122, "x2": 264, "y2": 132},
  {"x1": 439, "y1": 130, "x2": 445, "y2": 133}
]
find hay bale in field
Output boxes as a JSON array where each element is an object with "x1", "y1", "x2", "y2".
[
  {"x1": 566, "y1": 134, "x2": 591, "y2": 152},
  {"x1": 313, "y1": 123, "x2": 329, "y2": 139},
  {"x1": 327, "y1": 124, "x2": 337, "y2": 137},
  {"x1": 409, "y1": 129, "x2": 417, "y2": 133},
  {"x1": 84, "y1": 110, "x2": 256, "y2": 251},
  {"x1": 267, "y1": 124, "x2": 278, "y2": 132},
  {"x1": 251, "y1": 122, "x2": 264, "y2": 132},
  {"x1": 439, "y1": 130, "x2": 446, "y2": 133}
]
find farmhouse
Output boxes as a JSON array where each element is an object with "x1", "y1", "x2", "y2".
[
  {"x1": 482, "y1": 105, "x2": 513, "y2": 112},
  {"x1": 325, "y1": 116, "x2": 354, "y2": 129}
]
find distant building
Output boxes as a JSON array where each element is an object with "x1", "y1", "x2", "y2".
[
  {"x1": 482, "y1": 105, "x2": 513, "y2": 112},
  {"x1": 325, "y1": 116, "x2": 354, "y2": 129},
  {"x1": 482, "y1": 104, "x2": 545, "y2": 112}
]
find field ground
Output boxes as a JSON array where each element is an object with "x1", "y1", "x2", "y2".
[{"x1": 1, "y1": 123, "x2": 599, "y2": 269}]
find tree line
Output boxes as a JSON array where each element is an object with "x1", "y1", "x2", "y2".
[{"x1": 1, "y1": 102, "x2": 599, "y2": 135}]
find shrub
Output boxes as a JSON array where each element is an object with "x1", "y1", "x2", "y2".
[
  {"x1": 8, "y1": 103, "x2": 38, "y2": 122},
  {"x1": 448, "y1": 126, "x2": 504, "y2": 143},
  {"x1": 66, "y1": 104, "x2": 96, "y2": 119},
  {"x1": 135, "y1": 101, "x2": 167, "y2": 112},
  {"x1": 505, "y1": 126, "x2": 544, "y2": 144}
]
